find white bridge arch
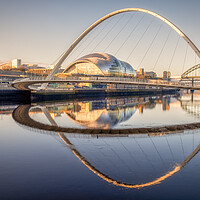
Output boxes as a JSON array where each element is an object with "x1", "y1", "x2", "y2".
[{"x1": 44, "y1": 8, "x2": 200, "y2": 86}]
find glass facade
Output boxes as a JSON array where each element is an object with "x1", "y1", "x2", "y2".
[
  {"x1": 67, "y1": 62, "x2": 104, "y2": 76},
  {"x1": 62, "y1": 53, "x2": 137, "y2": 77}
]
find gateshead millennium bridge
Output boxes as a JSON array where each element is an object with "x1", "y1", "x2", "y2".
[
  {"x1": 9, "y1": 8, "x2": 200, "y2": 192},
  {"x1": 12, "y1": 8, "x2": 200, "y2": 91},
  {"x1": 12, "y1": 76, "x2": 200, "y2": 91}
]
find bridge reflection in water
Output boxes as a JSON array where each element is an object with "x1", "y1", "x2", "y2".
[
  {"x1": 61, "y1": 131, "x2": 200, "y2": 188},
  {"x1": 11, "y1": 95, "x2": 200, "y2": 188}
]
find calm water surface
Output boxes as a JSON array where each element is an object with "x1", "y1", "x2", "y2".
[{"x1": 1, "y1": 94, "x2": 200, "y2": 200}]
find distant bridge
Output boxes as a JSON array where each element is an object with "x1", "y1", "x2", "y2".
[
  {"x1": 12, "y1": 76, "x2": 200, "y2": 91},
  {"x1": 181, "y1": 64, "x2": 200, "y2": 79}
]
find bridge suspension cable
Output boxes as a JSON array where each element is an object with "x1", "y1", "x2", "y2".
[
  {"x1": 104, "y1": 13, "x2": 134, "y2": 52},
  {"x1": 74, "y1": 17, "x2": 114, "y2": 60},
  {"x1": 126, "y1": 19, "x2": 154, "y2": 63},
  {"x1": 182, "y1": 43, "x2": 189, "y2": 74},
  {"x1": 115, "y1": 14, "x2": 145, "y2": 56},
  {"x1": 168, "y1": 35, "x2": 181, "y2": 71},
  {"x1": 137, "y1": 23, "x2": 163, "y2": 69},
  {"x1": 152, "y1": 29, "x2": 172, "y2": 71},
  {"x1": 91, "y1": 14, "x2": 124, "y2": 52}
]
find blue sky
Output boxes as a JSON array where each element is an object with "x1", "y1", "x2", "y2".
[{"x1": 0, "y1": 0, "x2": 200, "y2": 75}]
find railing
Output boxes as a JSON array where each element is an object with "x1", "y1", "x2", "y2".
[{"x1": 15, "y1": 75, "x2": 200, "y2": 89}]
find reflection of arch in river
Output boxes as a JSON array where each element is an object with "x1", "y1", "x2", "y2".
[{"x1": 12, "y1": 104, "x2": 200, "y2": 188}]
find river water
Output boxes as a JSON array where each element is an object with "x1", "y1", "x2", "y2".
[{"x1": 1, "y1": 94, "x2": 200, "y2": 200}]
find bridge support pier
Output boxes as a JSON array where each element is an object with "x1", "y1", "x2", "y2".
[{"x1": 191, "y1": 89, "x2": 194, "y2": 102}]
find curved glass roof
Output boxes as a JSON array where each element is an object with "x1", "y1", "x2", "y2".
[{"x1": 63, "y1": 53, "x2": 137, "y2": 76}]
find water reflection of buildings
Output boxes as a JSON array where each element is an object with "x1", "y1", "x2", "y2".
[
  {"x1": 64, "y1": 100, "x2": 136, "y2": 129},
  {"x1": 162, "y1": 96, "x2": 170, "y2": 111},
  {"x1": 135, "y1": 96, "x2": 170, "y2": 114},
  {"x1": 0, "y1": 95, "x2": 173, "y2": 127},
  {"x1": 0, "y1": 105, "x2": 18, "y2": 115},
  {"x1": 37, "y1": 96, "x2": 162, "y2": 129}
]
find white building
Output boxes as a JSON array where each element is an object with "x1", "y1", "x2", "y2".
[{"x1": 12, "y1": 59, "x2": 21, "y2": 68}]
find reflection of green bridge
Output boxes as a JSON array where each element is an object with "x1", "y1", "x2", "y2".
[{"x1": 181, "y1": 99, "x2": 200, "y2": 118}]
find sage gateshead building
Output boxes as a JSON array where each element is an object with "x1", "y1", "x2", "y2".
[{"x1": 61, "y1": 53, "x2": 137, "y2": 77}]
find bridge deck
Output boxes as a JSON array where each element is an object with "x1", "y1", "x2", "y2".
[{"x1": 12, "y1": 77, "x2": 200, "y2": 91}]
